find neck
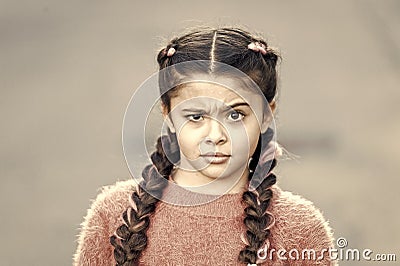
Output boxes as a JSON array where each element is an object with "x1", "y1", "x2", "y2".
[{"x1": 170, "y1": 168, "x2": 249, "y2": 195}]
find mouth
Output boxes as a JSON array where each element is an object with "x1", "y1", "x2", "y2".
[{"x1": 200, "y1": 152, "x2": 231, "y2": 164}]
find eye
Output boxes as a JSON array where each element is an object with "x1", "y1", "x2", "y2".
[
  {"x1": 187, "y1": 114, "x2": 204, "y2": 122},
  {"x1": 227, "y1": 110, "x2": 245, "y2": 121}
]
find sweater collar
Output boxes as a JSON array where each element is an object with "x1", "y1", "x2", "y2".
[{"x1": 159, "y1": 181, "x2": 246, "y2": 218}]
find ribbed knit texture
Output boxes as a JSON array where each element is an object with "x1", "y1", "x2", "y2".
[{"x1": 73, "y1": 179, "x2": 337, "y2": 265}]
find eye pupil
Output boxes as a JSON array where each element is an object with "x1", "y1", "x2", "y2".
[
  {"x1": 189, "y1": 114, "x2": 203, "y2": 121},
  {"x1": 231, "y1": 112, "x2": 239, "y2": 120}
]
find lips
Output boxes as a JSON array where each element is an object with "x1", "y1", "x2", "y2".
[{"x1": 201, "y1": 152, "x2": 231, "y2": 164}]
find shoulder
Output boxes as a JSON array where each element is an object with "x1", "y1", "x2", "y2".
[
  {"x1": 80, "y1": 178, "x2": 140, "y2": 236},
  {"x1": 89, "y1": 178, "x2": 138, "y2": 218},
  {"x1": 73, "y1": 179, "x2": 138, "y2": 266},
  {"x1": 269, "y1": 185, "x2": 335, "y2": 250}
]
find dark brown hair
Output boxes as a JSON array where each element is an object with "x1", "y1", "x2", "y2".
[{"x1": 110, "y1": 25, "x2": 280, "y2": 265}]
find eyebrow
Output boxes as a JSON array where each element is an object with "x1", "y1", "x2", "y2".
[
  {"x1": 181, "y1": 102, "x2": 250, "y2": 113},
  {"x1": 180, "y1": 108, "x2": 207, "y2": 113},
  {"x1": 221, "y1": 102, "x2": 251, "y2": 112},
  {"x1": 225, "y1": 102, "x2": 250, "y2": 110}
]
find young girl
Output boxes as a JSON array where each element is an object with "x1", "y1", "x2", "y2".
[{"x1": 73, "y1": 26, "x2": 335, "y2": 265}]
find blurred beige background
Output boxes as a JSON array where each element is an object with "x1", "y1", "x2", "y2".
[{"x1": 1, "y1": 0, "x2": 399, "y2": 265}]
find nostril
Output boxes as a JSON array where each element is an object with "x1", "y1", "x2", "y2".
[
  {"x1": 204, "y1": 137, "x2": 213, "y2": 144},
  {"x1": 202, "y1": 137, "x2": 216, "y2": 148}
]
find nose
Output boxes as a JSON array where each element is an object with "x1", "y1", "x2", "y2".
[{"x1": 205, "y1": 119, "x2": 227, "y2": 145}]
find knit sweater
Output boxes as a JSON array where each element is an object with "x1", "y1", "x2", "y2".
[{"x1": 73, "y1": 179, "x2": 337, "y2": 265}]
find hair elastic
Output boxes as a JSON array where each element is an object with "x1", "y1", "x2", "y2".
[
  {"x1": 248, "y1": 42, "x2": 267, "y2": 55},
  {"x1": 167, "y1": 47, "x2": 176, "y2": 57}
]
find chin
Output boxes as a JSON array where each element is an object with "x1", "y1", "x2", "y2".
[
  {"x1": 199, "y1": 170, "x2": 222, "y2": 180},
  {"x1": 201, "y1": 167, "x2": 243, "y2": 181}
]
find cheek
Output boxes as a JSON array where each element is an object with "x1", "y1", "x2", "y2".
[
  {"x1": 229, "y1": 121, "x2": 260, "y2": 156},
  {"x1": 176, "y1": 125, "x2": 203, "y2": 158},
  {"x1": 247, "y1": 126, "x2": 261, "y2": 153}
]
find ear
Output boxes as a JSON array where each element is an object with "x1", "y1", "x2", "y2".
[
  {"x1": 269, "y1": 99, "x2": 276, "y2": 113},
  {"x1": 160, "y1": 103, "x2": 176, "y2": 133},
  {"x1": 260, "y1": 100, "x2": 276, "y2": 133}
]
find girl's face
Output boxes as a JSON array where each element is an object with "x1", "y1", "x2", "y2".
[{"x1": 163, "y1": 80, "x2": 273, "y2": 189}]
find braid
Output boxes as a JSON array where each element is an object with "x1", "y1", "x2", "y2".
[
  {"x1": 238, "y1": 161, "x2": 277, "y2": 264},
  {"x1": 239, "y1": 128, "x2": 278, "y2": 265},
  {"x1": 110, "y1": 132, "x2": 179, "y2": 265}
]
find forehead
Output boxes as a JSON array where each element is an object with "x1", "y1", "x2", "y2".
[
  {"x1": 175, "y1": 82, "x2": 241, "y2": 102},
  {"x1": 171, "y1": 76, "x2": 265, "y2": 107}
]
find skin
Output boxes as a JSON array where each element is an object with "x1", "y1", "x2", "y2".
[{"x1": 162, "y1": 81, "x2": 276, "y2": 195}]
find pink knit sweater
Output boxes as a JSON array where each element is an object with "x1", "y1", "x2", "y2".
[{"x1": 73, "y1": 179, "x2": 336, "y2": 265}]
